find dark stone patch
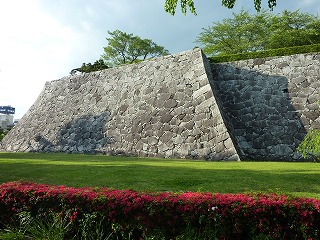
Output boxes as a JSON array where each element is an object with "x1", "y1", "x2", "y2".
[
  {"x1": 164, "y1": 99, "x2": 178, "y2": 108},
  {"x1": 160, "y1": 114, "x2": 174, "y2": 123},
  {"x1": 119, "y1": 104, "x2": 129, "y2": 114}
]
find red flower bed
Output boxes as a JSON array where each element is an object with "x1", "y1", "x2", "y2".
[{"x1": 0, "y1": 181, "x2": 319, "y2": 239}]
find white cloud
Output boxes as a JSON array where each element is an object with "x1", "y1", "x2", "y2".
[{"x1": 0, "y1": 0, "x2": 82, "y2": 118}]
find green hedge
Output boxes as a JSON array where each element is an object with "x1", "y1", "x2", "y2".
[{"x1": 208, "y1": 44, "x2": 320, "y2": 63}]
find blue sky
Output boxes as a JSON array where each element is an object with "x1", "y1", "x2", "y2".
[{"x1": 1, "y1": 0, "x2": 319, "y2": 119}]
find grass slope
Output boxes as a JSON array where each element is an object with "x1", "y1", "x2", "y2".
[{"x1": 0, "y1": 152, "x2": 319, "y2": 199}]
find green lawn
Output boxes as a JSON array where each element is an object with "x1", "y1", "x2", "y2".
[{"x1": 0, "y1": 152, "x2": 319, "y2": 199}]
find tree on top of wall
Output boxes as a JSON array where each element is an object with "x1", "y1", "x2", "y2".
[
  {"x1": 196, "y1": 10, "x2": 320, "y2": 56},
  {"x1": 102, "y1": 30, "x2": 169, "y2": 66}
]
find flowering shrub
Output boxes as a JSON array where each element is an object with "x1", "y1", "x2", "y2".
[{"x1": 0, "y1": 181, "x2": 319, "y2": 239}]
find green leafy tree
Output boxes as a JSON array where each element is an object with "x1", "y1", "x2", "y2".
[
  {"x1": 0, "y1": 128, "x2": 4, "y2": 141},
  {"x1": 267, "y1": 10, "x2": 320, "y2": 49},
  {"x1": 0, "y1": 127, "x2": 11, "y2": 141},
  {"x1": 102, "y1": 30, "x2": 169, "y2": 66},
  {"x1": 196, "y1": 10, "x2": 320, "y2": 55},
  {"x1": 164, "y1": 0, "x2": 277, "y2": 15},
  {"x1": 196, "y1": 9, "x2": 271, "y2": 55}
]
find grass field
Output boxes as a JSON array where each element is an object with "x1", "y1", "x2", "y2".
[{"x1": 0, "y1": 152, "x2": 319, "y2": 199}]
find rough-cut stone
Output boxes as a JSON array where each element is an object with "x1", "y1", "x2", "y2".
[
  {"x1": 164, "y1": 99, "x2": 178, "y2": 108},
  {"x1": 160, "y1": 131, "x2": 174, "y2": 143},
  {"x1": 192, "y1": 84, "x2": 212, "y2": 99},
  {"x1": 160, "y1": 114, "x2": 174, "y2": 123}
]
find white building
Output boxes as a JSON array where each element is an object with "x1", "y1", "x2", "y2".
[
  {"x1": 0, "y1": 114, "x2": 14, "y2": 129},
  {"x1": 0, "y1": 106, "x2": 15, "y2": 129}
]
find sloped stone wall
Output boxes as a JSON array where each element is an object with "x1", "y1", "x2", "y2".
[
  {"x1": 0, "y1": 49, "x2": 240, "y2": 161},
  {"x1": 1, "y1": 50, "x2": 319, "y2": 161},
  {"x1": 210, "y1": 53, "x2": 320, "y2": 161}
]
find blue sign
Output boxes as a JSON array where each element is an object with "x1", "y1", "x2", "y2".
[{"x1": 0, "y1": 106, "x2": 15, "y2": 115}]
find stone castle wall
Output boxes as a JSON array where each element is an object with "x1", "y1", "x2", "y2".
[
  {"x1": 1, "y1": 49, "x2": 319, "y2": 161},
  {"x1": 0, "y1": 49, "x2": 239, "y2": 161}
]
